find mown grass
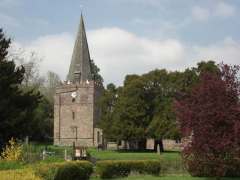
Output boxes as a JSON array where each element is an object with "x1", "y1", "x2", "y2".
[{"x1": 88, "y1": 148, "x2": 179, "y2": 161}]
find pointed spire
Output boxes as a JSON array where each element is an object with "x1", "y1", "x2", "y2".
[{"x1": 67, "y1": 14, "x2": 92, "y2": 83}]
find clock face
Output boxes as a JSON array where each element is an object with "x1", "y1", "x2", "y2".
[{"x1": 71, "y1": 92, "x2": 77, "y2": 98}]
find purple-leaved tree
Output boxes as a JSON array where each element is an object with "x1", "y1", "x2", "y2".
[{"x1": 174, "y1": 64, "x2": 240, "y2": 177}]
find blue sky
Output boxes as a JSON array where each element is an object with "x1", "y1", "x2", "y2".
[{"x1": 1, "y1": 0, "x2": 240, "y2": 85}]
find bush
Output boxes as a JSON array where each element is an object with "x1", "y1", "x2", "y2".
[
  {"x1": 1, "y1": 138, "x2": 23, "y2": 161},
  {"x1": 96, "y1": 160, "x2": 161, "y2": 178},
  {"x1": 183, "y1": 154, "x2": 240, "y2": 177},
  {"x1": 34, "y1": 162, "x2": 64, "y2": 180},
  {"x1": 54, "y1": 161, "x2": 93, "y2": 180},
  {"x1": 0, "y1": 160, "x2": 25, "y2": 170},
  {"x1": 96, "y1": 160, "x2": 131, "y2": 178}
]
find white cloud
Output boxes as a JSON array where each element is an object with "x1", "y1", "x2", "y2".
[
  {"x1": 193, "y1": 37, "x2": 240, "y2": 65},
  {"x1": 192, "y1": 6, "x2": 210, "y2": 21},
  {"x1": 16, "y1": 33, "x2": 74, "y2": 80},
  {"x1": 88, "y1": 28, "x2": 186, "y2": 85},
  {"x1": 191, "y1": 2, "x2": 236, "y2": 22},
  {"x1": 14, "y1": 28, "x2": 240, "y2": 86},
  {"x1": 215, "y1": 2, "x2": 235, "y2": 17}
]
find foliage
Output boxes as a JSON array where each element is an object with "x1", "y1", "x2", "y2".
[
  {"x1": 29, "y1": 97, "x2": 54, "y2": 142},
  {"x1": 99, "y1": 61, "x2": 218, "y2": 151},
  {"x1": 96, "y1": 160, "x2": 131, "y2": 178},
  {"x1": 34, "y1": 162, "x2": 64, "y2": 180},
  {"x1": 174, "y1": 64, "x2": 240, "y2": 177},
  {"x1": 54, "y1": 161, "x2": 93, "y2": 180},
  {"x1": 96, "y1": 160, "x2": 161, "y2": 178},
  {"x1": 99, "y1": 83, "x2": 118, "y2": 140},
  {"x1": 1, "y1": 138, "x2": 23, "y2": 161},
  {"x1": 0, "y1": 29, "x2": 41, "y2": 147},
  {"x1": 0, "y1": 160, "x2": 25, "y2": 170},
  {"x1": 41, "y1": 71, "x2": 61, "y2": 104},
  {"x1": 34, "y1": 161, "x2": 93, "y2": 180},
  {"x1": 90, "y1": 59, "x2": 103, "y2": 84}
]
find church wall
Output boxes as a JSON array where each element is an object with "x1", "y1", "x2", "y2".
[{"x1": 54, "y1": 82, "x2": 97, "y2": 147}]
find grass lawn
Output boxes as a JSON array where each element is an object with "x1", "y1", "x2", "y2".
[
  {"x1": 88, "y1": 148, "x2": 185, "y2": 175},
  {"x1": 88, "y1": 148, "x2": 180, "y2": 161}
]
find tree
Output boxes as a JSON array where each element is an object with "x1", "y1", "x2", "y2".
[
  {"x1": 114, "y1": 75, "x2": 151, "y2": 149},
  {"x1": 9, "y1": 44, "x2": 62, "y2": 142},
  {"x1": 90, "y1": 59, "x2": 103, "y2": 84},
  {"x1": 9, "y1": 48, "x2": 44, "y2": 88},
  {"x1": 99, "y1": 61, "x2": 219, "y2": 152},
  {"x1": 99, "y1": 83, "x2": 118, "y2": 141},
  {"x1": 174, "y1": 63, "x2": 240, "y2": 177},
  {"x1": 29, "y1": 97, "x2": 53, "y2": 141},
  {"x1": 0, "y1": 29, "x2": 41, "y2": 147},
  {"x1": 42, "y1": 71, "x2": 61, "y2": 104}
]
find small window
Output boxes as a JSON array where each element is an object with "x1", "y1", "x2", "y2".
[
  {"x1": 72, "y1": 111, "x2": 75, "y2": 120},
  {"x1": 72, "y1": 98, "x2": 76, "y2": 102}
]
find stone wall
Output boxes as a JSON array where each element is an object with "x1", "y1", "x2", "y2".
[{"x1": 54, "y1": 81, "x2": 102, "y2": 147}]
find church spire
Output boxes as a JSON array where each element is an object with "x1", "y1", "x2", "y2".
[{"x1": 67, "y1": 14, "x2": 92, "y2": 83}]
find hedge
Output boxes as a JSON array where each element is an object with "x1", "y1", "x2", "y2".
[
  {"x1": 54, "y1": 161, "x2": 93, "y2": 180},
  {"x1": 34, "y1": 161, "x2": 93, "y2": 180},
  {"x1": 96, "y1": 160, "x2": 161, "y2": 178},
  {"x1": 34, "y1": 162, "x2": 63, "y2": 180}
]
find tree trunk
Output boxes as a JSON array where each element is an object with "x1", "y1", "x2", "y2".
[{"x1": 154, "y1": 139, "x2": 164, "y2": 153}]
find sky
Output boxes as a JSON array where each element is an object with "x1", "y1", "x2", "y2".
[{"x1": 1, "y1": 0, "x2": 240, "y2": 85}]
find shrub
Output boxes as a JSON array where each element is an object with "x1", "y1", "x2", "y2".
[
  {"x1": 128, "y1": 160, "x2": 161, "y2": 175},
  {"x1": 96, "y1": 160, "x2": 161, "y2": 178},
  {"x1": 182, "y1": 154, "x2": 240, "y2": 177},
  {"x1": 54, "y1": 161, "x2": 93, "y2": 180},
  {"x1": 1, "y1": 138, "x2": 23, "y2": 161},
  {"x1": 96, "y1": 160, "x2": 131, "y2": 178},
  {"x1": 34, "y1": 162, "x2": 64, "y2": 180},
  {"x1": 0, "y1": 160, "x2": 25, "y2": 170},
  {"x1": 34, "y1": 161, "x2": 93, "y2": 180}
]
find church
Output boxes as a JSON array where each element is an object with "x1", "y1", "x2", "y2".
[{"x1": 54, "y1": 15, "x2": 103, "y2": 147}]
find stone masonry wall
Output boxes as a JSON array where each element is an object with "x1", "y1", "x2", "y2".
[{"x1": 54, "y1": 81, "x2": 99, "y2": 147}]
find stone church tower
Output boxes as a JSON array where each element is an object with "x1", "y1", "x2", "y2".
[{"x1": 54, "y1": 15, "x2": 103, "y2": 147}]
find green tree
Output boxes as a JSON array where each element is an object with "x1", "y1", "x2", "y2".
[
  {"x1": 29, "y1": 97, "x2": 53, "y2": 141},
  {"x1": 99, "y1": 83, "x2": 118, "y2": 141},
  {"x1": 99, "y1": 61, "x2": 219, "y2": 151},
  {"x1": 0, "y1": 29, "x2": 41, "y2": 147},
  {"x1": 90, "y1": 59, "x2": 103, "y2": 84}
]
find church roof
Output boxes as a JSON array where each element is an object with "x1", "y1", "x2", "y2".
[{"x1": 67, "y1": 14, "x2": 92, "y2": 82}]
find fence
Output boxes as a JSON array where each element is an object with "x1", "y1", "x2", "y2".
[{"x1": 22, "y1": 143, "x2": 73, "y2": 163}]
